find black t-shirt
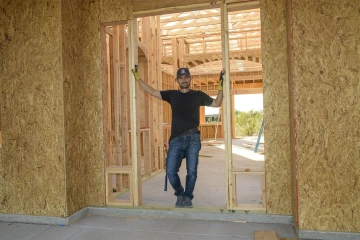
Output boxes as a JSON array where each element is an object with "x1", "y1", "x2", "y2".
[{"x1": 160, "y1": 90, "x2": 214, "y2": 138}]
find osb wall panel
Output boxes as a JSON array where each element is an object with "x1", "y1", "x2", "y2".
[
  {"x1": 62, "y1": 0, "x2": 89, "y2": 215},
  {"x1": 64, "y1": 1, "x2": 104, "y2": 215},
  {"x1": 260, "y1": 0, "x2": 292, "y2": 216},
  {"x1": 291, "y1": 1, "x2": 360, "y2": 232},
  {"x1": 100, "y1": 0, "x2": 131, "y2": 23},
  {"x1": 0, "y1": 1, "x2": 66, "y2": 216},
  {"x1": 63, "y1": 0, "x2": 132, "y2": 216}
]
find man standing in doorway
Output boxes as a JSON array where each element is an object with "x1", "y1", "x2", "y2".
[{"x1": 132, "y1": 66, "x2": 224, "y2": 208}]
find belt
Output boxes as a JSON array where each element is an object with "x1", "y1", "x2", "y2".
[{"x1": 171, "y1": 127, "x2": 200, "y2": 140}]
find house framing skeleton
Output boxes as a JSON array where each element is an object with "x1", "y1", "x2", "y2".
[{"x1": 103, "y1": 1, "x2": 264, "y2": 209}]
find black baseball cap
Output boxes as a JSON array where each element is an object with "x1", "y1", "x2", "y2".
[{"x1": 176, "y1": 68, "x2": 191, "y2": 79}]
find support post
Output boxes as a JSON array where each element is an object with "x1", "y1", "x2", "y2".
[
  {"x1": 221, "y1": 2, "x2": 233, "y2": 210},
  {"x1": 113, "y1": 26, "x2": 122, "y2": 191},
  {"x1": 128, "y1": 17, "x2": 142, "y2": 206}
]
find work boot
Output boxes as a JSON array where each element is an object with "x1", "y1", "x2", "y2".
[
  {"x1": 183, "y1": 196, "x2": 193, "y2": 208},
  {"x1": 175, "y1": 195, "x2": 184, "y2": 208}
]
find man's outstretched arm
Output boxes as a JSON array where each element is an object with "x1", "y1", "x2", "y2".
[{"x1": 132, "y1": 66, "x2": 162, "y2": 100}]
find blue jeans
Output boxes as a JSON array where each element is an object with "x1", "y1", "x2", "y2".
[{"x1": 166, "y1": 133, "x2": 201, "y2": 200}]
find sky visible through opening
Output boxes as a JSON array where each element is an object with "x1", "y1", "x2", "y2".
[{"x1": 205, "y1": 94, "x2": 263, "y2": 115}]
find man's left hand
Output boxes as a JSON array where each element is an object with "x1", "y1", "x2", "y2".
[
  {"x1": 218, "y1": 70, "x2": 225, "y2": 90},
  {"x1": 131, "y1": 65, "x2": 141, "y2": 81}
]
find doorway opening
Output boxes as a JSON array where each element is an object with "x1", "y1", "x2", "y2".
[{"x1": 102, "y1": 2, "x2": 265, "y2": 211}]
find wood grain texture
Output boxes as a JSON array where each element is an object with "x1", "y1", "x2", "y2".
[
  {"x1": 0, "y1": 0, "x2": 66, "y2": 216},
  {"x1": 260, "y1": 0, "x2": 293, "y2": 216},
  {"x1": 132, "y1": 0, "x2": 215, "y2": 13},
  {"x1": 254, "y1": 230, "x2": 280, "y2": 240},
  {"x1": 291, "y1": 0, "x2": 360, "y2": 232}
]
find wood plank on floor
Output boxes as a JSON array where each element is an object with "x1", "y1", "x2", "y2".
[{"x1": 254, "y1": 230, "x2": 280, "y2": 240}]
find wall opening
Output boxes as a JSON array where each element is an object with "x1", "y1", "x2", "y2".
[{"x1": 102, "y1": 2, "x2": 265, "y2": 211}]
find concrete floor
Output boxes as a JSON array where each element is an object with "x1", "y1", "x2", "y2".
[
  {"x1": 115, "y1": 137, "x2": 265, "y2": 208},
  {"x1": 0, "y1": 213, "x2": 296, "y2": 240}
]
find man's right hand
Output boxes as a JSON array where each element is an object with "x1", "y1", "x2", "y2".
[{"x1": 131, "y1": 65, "x2": 141, "y2": 81}]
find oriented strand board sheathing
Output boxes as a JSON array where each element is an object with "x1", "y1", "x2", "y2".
[
  {"x1": 63, "y1": 0, "x2": 132, "y2": 215},
  {"x1": 291, "y1": 0, "x2": 360, "y2": 232},
  {"x1": 62, "y1": 0, "x2": 90, "y2": 215},
  {"x1": 260, "y1": 0, "x2": 292, "y2": 215},
  {"x1": 0, "y1": 1, "x2": 66, "y2": 216},
  {"x1": 64, "y1": 0, "x2": 125, "y2": 214},
  {"x1": 100, "y1": 0, "x2": 131, "y2": 23}
]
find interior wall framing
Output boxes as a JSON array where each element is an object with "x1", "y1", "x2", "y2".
[{"x1": 132, "y1": 0, "x2": 220, "y2": 14}]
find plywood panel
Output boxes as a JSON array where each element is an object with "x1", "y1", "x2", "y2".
[
  {"x1": 63, "y1": 0, "x2": 91, "y2": 215},
  {"x1": 101, "y1": 0, "x2": 131, "y2": 23},
  {"x1": 0, "y1": 0, "x2": 66, "y2": 216},
  {"x1": 76, "y1": 0, "x2": 108, "y2": 211},
  {"x1": 260, "y1": 0, "x2": 293, "y2": 216},
  {"x1": 291, "y1": 0, "x2": 360, "y2": 232}
]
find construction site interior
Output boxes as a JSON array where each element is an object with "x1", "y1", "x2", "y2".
[{"x1": 0, "y1": 0, "x2": 359, "y2": 240}]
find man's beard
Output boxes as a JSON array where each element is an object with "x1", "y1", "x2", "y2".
[{"x1": 179, "y1": 82, "x2": 190, "y2": 89}]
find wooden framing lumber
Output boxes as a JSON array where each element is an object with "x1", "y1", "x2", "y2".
[
  {"x1": 221, "y1": 2, "x2": 233, "y2": 210},
  {"x1": 105, "y1": 170, "x2": 133, "y2": 206},
  {"x1": 128, "y1": 18, "x2": 142, "y2": 206},
  {"x1": 149, "y1": 16, "x2": 156, "y2": 170},
  {"x1": 254, "y1": 231, "x2": 280, "y2": 240},
  {"x1": 140, "y1": 128, "x2": 151, "y2": 175},
  {"x1": 106, "y1": 166, "x2": 132, "y2": 174},
  {"x1": 119, "y1": 25, "x2": 130, "y2": 188},
  {"x1": 232, "y1": 204, "x2": 266, "y2": 211},
  {"x1": 113, "y1": 25, "x2": 123, "y2": 191},
  {"x1": 133, "y1": 1, "x2": 222, "y2": 18},
  {"x1": 141, "y1": 17, "x2": 152, "y2": 176},
  {"x1": 227, "y1": 1, "x2": 260, "y2": 12},
  {"x1": 171, "y1": 38, "x2": 178, "y2": 75},
  {"x1": 149, "y1": 16, "x2": 160, "y2": 171},
  {"x1": 105, "y1": 32, "x2": 114, "y2": 167},
  {"x1": 102, "y1": 24, "x2": 113, "y2": 206},
  {"x1": 231, "y1": 169, "x2": 265, "y2": 211},
  {"x1": 138, "y1": 61, "x2": 152, "y2": 177},
  {"x1": 156, "y1": 16, "x2": 165, "y2": 170},
  {"x1": 231, "y1": 94, "x2": 235, "y2": 137}
]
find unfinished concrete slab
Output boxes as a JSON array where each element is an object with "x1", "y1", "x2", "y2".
[{"x1": 0, "y1": 213, "x2": 295, "y2": 240}]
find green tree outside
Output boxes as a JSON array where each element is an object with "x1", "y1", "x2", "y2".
[{"x1": 235, "y1": 110, "x2": 263, "y2": 137}]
